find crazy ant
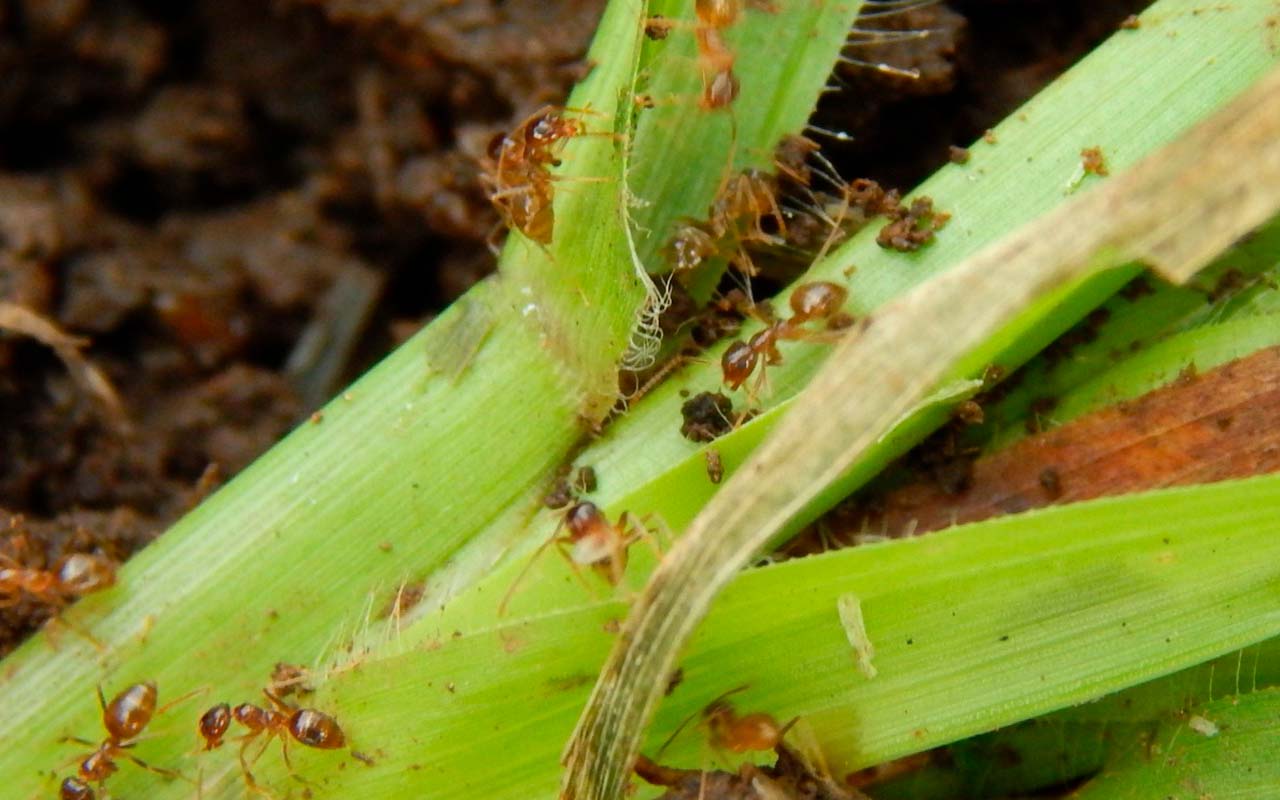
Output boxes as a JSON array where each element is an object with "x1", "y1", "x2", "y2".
[
  {"x1": 60, "y1": 681, "x2": 195, "y2": 798},
  {"x1": 655, "y1": 685, "x2": 797, "y2": 769},
  {"x1": 643, "y1": 0, "x2": 776, "y2": 110},
  {"x1": 198, "y1": 689, "x2": 345, "y2": 795},
  {"x1": 197, "y1": 703, "x2": 231, "y2": 750},
  {"x1": 0, "y1": 549, "x2": 116, "y2": 609},
  {"x1": 703, "y1": 691, "x2": 794, "y2": 755},
  {"x1": 665, "y1": 168, "x2": 786, "y2": 279},
  {"x1": 498, "y1": 501, "x2": 661, "y2": 614},
  {"x1": 479, "y1": 105, "x2": 610, "y2": 249},
  {"x1": 721, "y1": 281, "x2": 848, "y2": 397}
]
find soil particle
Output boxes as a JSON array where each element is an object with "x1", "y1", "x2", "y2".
[
  {"x1": 876, "y1": 196, "x2": 949, "y2": 252},
  {"x1": 1080, "y1": 145, "x2": 1109, "y2": 176},
  {"x1": 680, "y1": 391, "x2": 736, "y2": 443}
]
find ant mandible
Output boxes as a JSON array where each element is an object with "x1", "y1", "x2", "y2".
[{"x1": 499, "y1": 501, "x2": 661, "y2": 614}]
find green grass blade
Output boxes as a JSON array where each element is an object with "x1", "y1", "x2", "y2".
[
  {"x1": 258, "y1": 473, "x2": 1280, "y2": 800},
  {"x1": 561, "y1": 62, "x2": 1280, "y2": 799},
  {"x1": 1072, "y1": 688, "x2": 1280, "y2": 799},
  {"x1": 0, "y1": 0, "x2": 658, "y2": 792}
]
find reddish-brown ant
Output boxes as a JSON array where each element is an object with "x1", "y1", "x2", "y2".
[
  {"x1": 60, "y1": 682, "x2": 193, "y2": 798},
  {"x1": 0, "y1": 549, "x2": 116, "y2": 608},
  {"x1": 499, "y1": 501, "x2": 661, "y2": 614},
  {"x1": 656, "y1": 685, "x2": 796, "y2": 767},
  {"x1": 721, "y1": 281, "x2": 848, "y2": 396},
  {"x1": 197, "y1": 702, "x2": 231, "y2": 750},
  {"x1": 199, "y1": 690, "x2": 345, "y2": 795},
  {"x1": 479, "y1": 105, "x2": 613, "y2": 249},
  {"x1": 643, "y1": 0, "x2": 776, "y2": 110}
]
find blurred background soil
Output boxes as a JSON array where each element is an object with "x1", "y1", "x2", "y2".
[{"x1": 0, "y1": 0, "x2": 1146, "y2": 654}]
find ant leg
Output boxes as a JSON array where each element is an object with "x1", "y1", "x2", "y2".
[
  {"x1": 59, "y1": 735, "x2": 99, "y2": 748},
  {"x1": 43, "y1": 614, "x2": 107, "y2": 654},
  {"x1": 154, "y1": 685, "x2": 209, "y2": 717},
  {"x1": 237, "y1": 734, "x2": 276, "y2": 799},
  {"x1": 118, "y1": 749, "x2": 185, "y2": 781},
  {"x1": 555, "y1": 541, "x2": 603, "y2": 597},
  {"x1": 497, "y1": 520, "x2": 568, "y2": 615},
  {"x1": 627, "y1": 513, "x2": 669, "y2": 558}
]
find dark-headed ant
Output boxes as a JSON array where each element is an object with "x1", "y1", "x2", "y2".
[
  {"x1": 721, "y1": 281, "x2": 849, "y2": 397},
  {"x1": 198, "y1": 690, "x2": 345, "y2": 796},
  {"x1": 499, "y1": 501, "x2": 661, "y2": 614},
  {"x1": 60, "y1": 682, "x2": 194, "y2": 798}
]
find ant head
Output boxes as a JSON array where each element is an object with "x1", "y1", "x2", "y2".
[
  {"x1": 198, "y1": 703, "x2": 231, "y2": 749},
  {"x1": 59, "y1": 777, "x2": 95, "y2": 800},
  {"x1": 565, "y1": 501, "x2": 603, "y2": 534}
]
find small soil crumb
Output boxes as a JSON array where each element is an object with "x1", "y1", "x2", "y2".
[
  {"x1": 680, "y1": 391, "x2": 735, "y2": 443},
  {"x1": 947, "y1": 145, "x2": 970, "y2": 164},
  {"x1": 572, "y1": 465, "x2": 597, "y2": 494},
  {"x1": 877, "y1": 197, "x2": 949, "y2": 252},
  {"x1": 1119, "y1": 14, "x2": 1142, "y2": 30},
  {"x1": 543, "y1": 463, "x2": 574, "y2": 509},
  {"x1": 1081, "y1": 146, "x2": 1109, "y2": 176},
  {"x1": 270, "y1": 662, "x2": 314, "y2": 697}
]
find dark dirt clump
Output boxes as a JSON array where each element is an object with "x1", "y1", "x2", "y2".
[{"x1": 0, "y1": 0, "x2": 1152, "y2": 654}]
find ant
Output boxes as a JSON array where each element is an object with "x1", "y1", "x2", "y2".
[
  {"x1": 198, "y1": 690, "x2": 345, "y2": 796},
  {"x1": 721, "y1": 281, "x2": 849, "y2": 397},
  {"x1": 652, "y1": 686, "x2": 797, "y2": 779},
  {"x1": 0, "y1": 545, "x2": 116, "y2": 609},
  {"x1": 60, "y1": 682, "x2": 194, "y2": 798},
  {"x1": 644, "y1": 1, "x2": 776, "y2": 109},
  {"x1": 479, "y1": 105, "x2": 611, "y2": 250},
  {"x1": 498, "y1": 501, "x2": 661, "y2": 614},
  {"x1": 664, "y1": 168, "x2": 786, "y2": 278}
]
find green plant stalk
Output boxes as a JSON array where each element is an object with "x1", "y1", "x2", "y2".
[
  {"x1": 562, "y1": 57, "x2": 1280, "y2": 799},
  {"x1": 411, "y1": 0, "x2": 1280, "y2": 639},
  {"x1": 548, "y1": 0, "x2": 1280, "y2": 549},
  {"x1": 246, "y1": 473, "x2": 1280, "y2": 800},
  {"x1": 625, "y1": 0, "x2": 867, "y2": 270},
  {"x1": 0, "y1": 0, "x2": 657, "y2": 790},
  {"x1": 0, "y1": 0, "x2": 877, "y2": 793}
]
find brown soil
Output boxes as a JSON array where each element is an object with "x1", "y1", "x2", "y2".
[
  {"x1": 793, "y1": 347, "x2": 1280, "y2": 551},
  {"x1": 0, "y1": 0, "x2": 1147, "y2": 655}
]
